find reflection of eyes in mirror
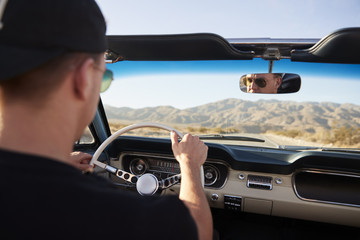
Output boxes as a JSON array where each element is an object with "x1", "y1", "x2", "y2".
[{"x1": 240, "y1": 73, "x2": 301, "y2": 94}]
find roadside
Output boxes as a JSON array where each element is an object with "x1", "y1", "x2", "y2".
[{"x1": 264, "y1": 133, "x2": 334, "y2": 148}]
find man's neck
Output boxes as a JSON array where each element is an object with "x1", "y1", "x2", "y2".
[{"x1": 0, "y1": 103, "x2": 75, "y2": 164}]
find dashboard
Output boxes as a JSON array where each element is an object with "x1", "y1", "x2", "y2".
[{"x1": 103, "y1": 136, "x2": 360, "y2": 228}]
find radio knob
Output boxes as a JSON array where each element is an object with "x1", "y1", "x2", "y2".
[{"x1": 211, "y1": 194, "x2": 219, "y2": 201}]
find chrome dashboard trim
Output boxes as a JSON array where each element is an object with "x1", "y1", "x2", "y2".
[{"x1": 247, "y1": 174, "x2": 273, "y2": 190}]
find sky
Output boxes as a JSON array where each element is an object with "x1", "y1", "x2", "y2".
[
  {"x1": 96, "y1": 0, "x2": 360, "y2": 109},
  {"x1": 101, "y1": 60, "x2": 360, "y2": 109}
]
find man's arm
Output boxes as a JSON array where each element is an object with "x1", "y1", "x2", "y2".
[{"x1": 171, "y1": 131, "x2": 213, "y2": 240}]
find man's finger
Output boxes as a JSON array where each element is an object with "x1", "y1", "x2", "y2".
[{"x1": 170, "y1": 131, "x2": 178, "y2": 147}]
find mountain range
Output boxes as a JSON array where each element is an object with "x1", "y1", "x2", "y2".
[{"x1": 104, "y1": 98, "x2": 360, "y2": 133}]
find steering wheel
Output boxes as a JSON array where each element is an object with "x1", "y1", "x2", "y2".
[{"x1": 90, "y1": 122, "x2": 204, "y2": 196}]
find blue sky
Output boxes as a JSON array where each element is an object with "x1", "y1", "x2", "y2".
[
  {"x1": 101, "y1": 60, "x2": 360, "y2": 109},
  {"x1": 96, "y1": 0, "x2": 360, "y2": 109}
]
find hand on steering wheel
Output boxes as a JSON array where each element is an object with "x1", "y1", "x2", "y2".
[{"x1": 90, "y1": 122, "x2": 204, "y2": 195}]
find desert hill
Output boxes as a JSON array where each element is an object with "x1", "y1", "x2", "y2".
[{"x1": 104, "y1": 98, "x2": 360, "y2": 134}]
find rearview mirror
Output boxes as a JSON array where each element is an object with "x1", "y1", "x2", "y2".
[{"x1": 240, "y1": 73, "x2": 301, "y2": 94}]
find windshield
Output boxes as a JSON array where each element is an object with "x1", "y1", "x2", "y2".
[
  {"x1": 96, "y1": 0, "x2": 360, "y2": 149},
  {"x1": 100, "y1": 58, "x2": 360, "y2": 149}
]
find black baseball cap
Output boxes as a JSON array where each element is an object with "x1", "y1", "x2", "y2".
[{"x1": 0, "y1": 0, "x2": 107, "y2": 81}]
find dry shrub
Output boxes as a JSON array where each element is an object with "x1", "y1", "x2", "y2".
[
  {"x1": 269, "y1": 129, "x2": 303, "y2": 138},
  {"x1": 270, "y1": 125, "x2": 360, "y2": 148},
  {"x1": 198, "y1": 126, "x2": 209, "y2": 133}
]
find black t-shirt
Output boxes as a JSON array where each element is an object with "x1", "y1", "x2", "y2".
[{"x1": 0, "y1": 149, "x2": 198, "y2": 239}]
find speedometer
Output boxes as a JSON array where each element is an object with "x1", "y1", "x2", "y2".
[
  {"x1": 129, "y1": 158, "x2": 148, "y2": 175},
  {"x1": 148, "y1": 158, "x2": 180, "y2": 174}
]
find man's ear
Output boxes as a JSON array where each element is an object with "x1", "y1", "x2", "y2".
[
  {"x1": 275, "y1": 77, "x2": 282, "y2": 88},
  {"x1": 72, "y1": 58, "x2": 95, "y2": 101}
]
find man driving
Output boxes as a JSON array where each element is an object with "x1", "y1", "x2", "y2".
[
  {"x1": 0, "y1": 0, "x2": 212, "y2": 239},
  {"x1": 243, "y1": 73, "x2": 282, "y2": 93}
]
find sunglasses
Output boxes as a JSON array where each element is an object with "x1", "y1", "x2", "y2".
[
  {"x1": 101, "y1": 69, "x2": 114, "y2": 92},
  {"x1": 244, "y1": 77, "x2": 267, "y2": 88},
  {"x1": 93, "y1": 65, "x2": 114, "y2": 92}
]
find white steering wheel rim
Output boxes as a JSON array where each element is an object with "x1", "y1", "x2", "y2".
[{"x1": 90, "y1": 122, "x2": 204, "y2": 187}]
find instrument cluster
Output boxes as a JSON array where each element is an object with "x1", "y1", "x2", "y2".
[{"x1": 120, "y1": 153, "x2": 228, "y2": 188}]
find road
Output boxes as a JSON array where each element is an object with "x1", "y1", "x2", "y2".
[{"x1": 264, "y1": 133, "x2": 333, "y2": 148}]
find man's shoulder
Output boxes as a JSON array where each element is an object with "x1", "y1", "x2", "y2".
[
  {"x1": 0, "y1": 148, "x2": 111, "y2": 189},
  {"x1": 0, "y1": 149, "x2": 198, "y2": 239},
  {"x1": 0, "y1": 148, "x2": 68, "y2": 168}
]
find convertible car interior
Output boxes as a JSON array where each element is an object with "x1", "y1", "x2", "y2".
[{"x1": 75, "y1": 27, "x2": 360, "y2": 239}]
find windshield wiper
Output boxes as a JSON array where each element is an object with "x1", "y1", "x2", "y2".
[{"x1": 198, "y1": 134, "x2": 265, "y2": 143}]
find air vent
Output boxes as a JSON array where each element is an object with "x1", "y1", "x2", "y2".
[{"x1": 247, "y1": 175, "x2": 272, "y2": 190}]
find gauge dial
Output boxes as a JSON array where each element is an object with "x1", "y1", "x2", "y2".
[
  {"x1": 129, "y1": 158, "x2": 148, "y2": 175},
  {"x1": 204, "y1": 165, "x2": 219, "y2": 186}
]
